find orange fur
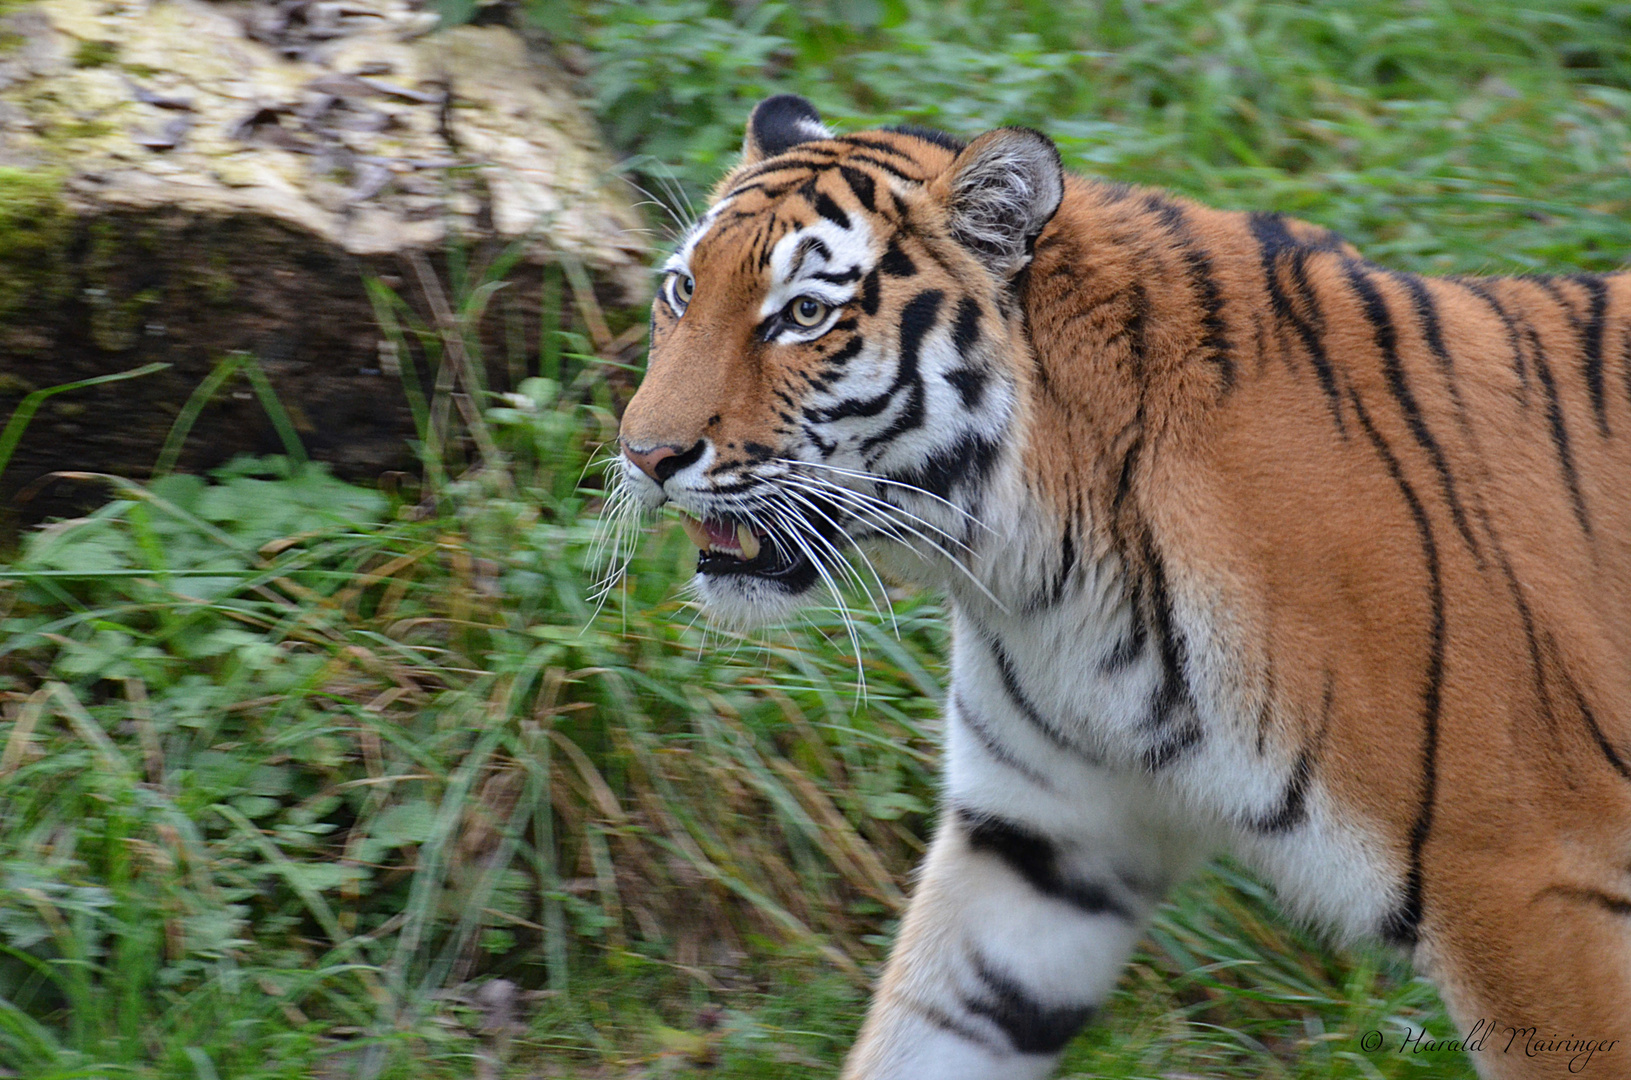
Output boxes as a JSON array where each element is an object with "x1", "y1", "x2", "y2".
[
  {"x1": 1025, "y1": 183, "x2": 1631, "y2": 1068},
  {"x1": 620, "y1": 109, "x2": 1631, "y2": 1075}
]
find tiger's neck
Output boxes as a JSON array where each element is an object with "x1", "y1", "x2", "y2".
[
  {"x1": 999, "y1": 179, "x2": 1248, "y2": 588},
  {"x1": 924, "y1": 178, "x2": 1249, "y2": 628},
  {"x1": 881, "y1": 178, "x2": 1251, "y2": 619}
]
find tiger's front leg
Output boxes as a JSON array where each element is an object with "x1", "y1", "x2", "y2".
[{"x1": 842, "y1": 708, "x2": 1212, "y2": 1080}]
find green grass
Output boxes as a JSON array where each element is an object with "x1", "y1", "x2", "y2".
[
  {"x1": 562, "y1": 0, "x2": 1629, "y2": 273},
  {"x1": 0, "y1": 373, "x2": 945, "y2": 1076},
  {"x1": 2, "y1": 0, "x2": 1624, "y2": 1076}
]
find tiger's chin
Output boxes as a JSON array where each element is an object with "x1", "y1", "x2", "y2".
[{"x1": 690, "y1": 573, "x2": 818, "y2": 630}]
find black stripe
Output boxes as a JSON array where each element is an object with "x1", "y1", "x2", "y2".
[
  {"x1": 1249, "y1": 212, "x2": 1345, "y2": 433},
  {"x1": 1247, "y1": 673, "x2": 1333, "y2": 834},
  {"x1": 1574, "y1": 274, "x2": 1610, "y2": 436},
  {"x1": 975, "y1": 625, "x2": 1102, "y2": 763},
  {"x1": 879, "y1": 238, "x2": 917, "y2": 278},
  {"x1": 1391, "y1": 271, "x2": 1491, "y2": 570},
  {"x1": 813, "y1": 264, "x2": 862, "y2": 286},
  {"x1": 752, "y1": 217, "x2": 787, "y2": 271},
  {"x1": 1137, "y1": 537, "x2": 1203, "y2": 771},
  {"x1": 698, "y1": 478, "x2": 757, "y2": 496},
  {"x1": 1050, "y1": 522, "x2": 1077, "y2": 605},
  {"x1": 842, "y1": 153, "x2": 920, "y2": 182},
  {"x1": 1104, "y1": 283, "x2": 1151, "y2": 537},
  {"x1": 1528, "y1": 329, "x2": 1594, "y2": 537},
  {"x1": 1531, "y1": 273, "x2": 1566, "y2": 309},
  {"x1": 1564, "y1": 671, "x2": 1631, "y2": 783},
  {"x1": 803, "y1": 426, "x2": 835, "y2": 458},
  {"x1": 1393, "y1": 272, "x2": 1454, "y2": 376},
  {"x1": 811, "y1": 188, "x2": 851, "y2": 231},
  {"x1": 799, "y1": 235, "x2": 833, "y2": 266},
  {"x1": 819, "y1": 335, "x2": 864, "y2": 369},
  {"x1": 803, "y1": 290, "x2": 940, "y2": 424},
  {"x1": 944, "y1": 299, "x2": 988, "y2": 408},
  {"x1": 836, "y1": 166, "x2": 876, "y2": 212},
  {"x1": 1348, "y1": 388, "x2": 1442, "y2": 949},
  {"x1": 1034, "y1": 289, "x2": 1136, "y2": 402},
  {"x1": 1252, "y1": 751, "x2": 1314, "y2": 835},
  {"x1": 1343, "y1": 263, "x2": 1481, "y2": 562},
  {"x1": 857, "y1": 290, "x2": 944, "y2": 455},
  {"x1": 859, "y1": 268, "x2": 881, "y2": 316},
  {"x1": 889, "y1": 430, "x2": 1000, "y2": 502},
  {"x1": 1621, "y1": 324, "x2": 1631, "y2": 411},
  {"x1": 1487, "y1": 546, "x2": 1561, "y2": 754},
  {"x1": 1099, "y1": 616, "x2": 1147, "y2": 673},
  {"x1": 901, "y1": 998, "x2": 997, "y2": 1050},
  {"x1": 1544, "y1": 885, "x2": 1631, "y2": 918},
  {"x1": 1122, "y1": 282, "x2": 1150, "y2": 375},
  {"x1": 719, "y1": 179, "x2": 800, "y2": 204},
  {"x1": 962, "y1": 952, "x2": 1096, "y2": 1056},
  {"x1": 712, "y1": 204, "x2": 782, "y2": 231},
  {"x1": 1147, "y1": 196, "x2": 1234, "y2": 393},
  {"x1": 1454, "y1": 278, "x2": 1529, "y2": 398},
  {"x1": 956, "y1": 808, "x2": 1134, "y2": 920},
  {"x1": 951, "y1": 296, "x2": 982, "y2": 355},
  {"x1": 913, "y1": 237, "x2": 963, "y2": 283},
  {"x1": 953, "y1": 693, "x2": 1050, "y2": 787},
  {"x1": 944, "y1": 367, "x2": 988, "y2": 410},
  {"x1": 728, "y1": 156, "x2": 829, "y2": 186},
  {"x1": 1110, "y1": 430, "x2": 1141, "y2": 518},
  {"x1": 837, "y1": 135, "x2": 917, "y2": 160},
  {"x1": 1532, "y1": 275, "x2": 1611, "y2": 439},
  {"x1": 1439, "y1": 280, "x2": 1565, "y2": 733},
  {"x1": 1142, "y1": 721, "x2": 1202, "y2": 771},
  {"x1": 752, "y1": 312, "x2": 781, "y2": 341}
]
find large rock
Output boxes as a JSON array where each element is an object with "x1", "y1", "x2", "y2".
[{"x1": 0, "y1": 0, "x2": 649, "y2": 532}]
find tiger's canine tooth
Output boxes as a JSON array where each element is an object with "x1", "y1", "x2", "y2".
[
  {"x1": 679, "y1": 514, "x2": 712, "y2": 551},
  {"x1": 737, "y1": 523, "x2": 761, "y2": 561}
]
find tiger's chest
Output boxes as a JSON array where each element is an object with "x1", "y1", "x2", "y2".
[{"x1": 941, "y1": 565, "x2": 1402, "y2": 940}]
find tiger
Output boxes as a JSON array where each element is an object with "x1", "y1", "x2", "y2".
[{"x1": 611, "y1": 93, "x2": 1631, "y2": 1079}]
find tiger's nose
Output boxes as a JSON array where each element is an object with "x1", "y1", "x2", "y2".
[{"x1": 621, "y1": 440, "x2": 698, "y2": 483}]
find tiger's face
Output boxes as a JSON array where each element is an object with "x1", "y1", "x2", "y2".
[{"x1": 616, "y1": 96, "x2": 1064, "y2": 625}]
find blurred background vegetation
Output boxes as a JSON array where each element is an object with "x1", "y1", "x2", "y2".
[{"x1": 2, "y1": 0, "x2": 1627, "y2": 1076}]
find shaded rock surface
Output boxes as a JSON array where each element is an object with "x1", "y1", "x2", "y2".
[{"x1": 0, "y1": 0, "x2": 650, "y2": 534}]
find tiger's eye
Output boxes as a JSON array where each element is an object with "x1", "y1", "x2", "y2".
[
  {"x1": 789, "y1": 296, "x2": 828, "y2": 327},
  {"x1": 671, "y1": 273, "x2": 694, "y2": 308}
]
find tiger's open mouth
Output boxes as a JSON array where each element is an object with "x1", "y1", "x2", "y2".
[{"x1": 676, "y1": 512, "x2": 821, "y2": 590}]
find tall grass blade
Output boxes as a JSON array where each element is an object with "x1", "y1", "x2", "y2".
[
  {"x1": 0, "y1": 363, "x2": 169, "y2": 482},
  {"x1": 152, "y1": 354, "x2": 244, "y2": 479},
  {"x1": 237, "y1": 353, "x2": 308, "y2": 466}
]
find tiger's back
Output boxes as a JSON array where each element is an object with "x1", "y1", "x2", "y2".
[
  {"x1": 615, "y1": 95, "x2": 1631, "y2": 1077},
  {"x1": 1024, "y1": 179, "x2": 1631, "y2": 1029}
]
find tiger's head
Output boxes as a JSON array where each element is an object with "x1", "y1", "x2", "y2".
[{"x1": 616, "y1": 95, "x2": 1064, "y2": 625}]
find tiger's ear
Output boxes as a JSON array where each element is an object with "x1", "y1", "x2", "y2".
[
  {"x1": 937, "y1": 127, "x2": 1064, "y2": 278},
  {"x1": 743, "y1": 95, "x2": 833, "y2": 165}
]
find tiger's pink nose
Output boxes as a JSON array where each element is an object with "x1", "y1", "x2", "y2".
[{"x1": 621, "y1": 441, "x2": 693, "y2": 483}]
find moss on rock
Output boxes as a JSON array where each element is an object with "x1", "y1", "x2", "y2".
[
  {"x1": 69, "y1": 36, "x2": 113, "y2": 67},
  {"x1": 0, "y1": 167, "x2": 71, "y2": 334}
]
